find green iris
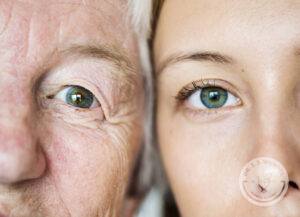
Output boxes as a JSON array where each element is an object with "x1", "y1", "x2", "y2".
[
  {"x1": 200, "y1": 87, "x2": 228, "y2": 109},
  {"x1": 66, "y1": 86, "x2": 94, "y2": 108}
]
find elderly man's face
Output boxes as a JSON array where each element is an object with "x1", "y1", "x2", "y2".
[{"x1": 0, "y1": 0, "x2": 144, "y2": 216}]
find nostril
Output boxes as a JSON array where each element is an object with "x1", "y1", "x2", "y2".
[{"x1": 289, "y1": 181, "x2": 299, "y2": 190}]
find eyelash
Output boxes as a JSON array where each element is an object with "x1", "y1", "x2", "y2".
[{"x1": 176, "y1": 78, "x2": 218, "y2": 101}]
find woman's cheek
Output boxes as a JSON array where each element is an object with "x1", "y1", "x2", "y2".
[{"x1": 158, "y1": 106, "x2": 252, "y2": 213}]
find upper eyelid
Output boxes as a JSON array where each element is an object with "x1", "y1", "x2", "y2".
[
  {"x1": 176, "y1": 79, "x2": 241, "y2": 101},
  {"x1": 175, "y1": 81, "x2": 214, "y2": 100},
  {"x1": 47, "y1": 84, "x2": 95, "y2": 98},
  {"x1": 40, "y1": 74, "x2": 107, "y2": 102},
  {"x1": 36, "y1": 57, "x2": 139, "y2": 120},
  {"x1": 45, "y1": 44, "x2": 136, "y2": 81},
  {"x1": 36, "y1": 54, "x2": 138, "y2": 100}
]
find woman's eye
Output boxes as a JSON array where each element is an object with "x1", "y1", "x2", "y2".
[
  {"x1": 187, "y1": 86, "x2": 239, "y2": 109},
  {"x1": 54, "y1": 85, "x2": 100, "y2": 109}
]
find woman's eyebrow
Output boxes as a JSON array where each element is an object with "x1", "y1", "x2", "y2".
[{"x1": 156, "y1": 51, "x2": 235, "y2": 74}]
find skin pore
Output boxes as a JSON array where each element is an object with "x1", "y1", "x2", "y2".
[
  {"x1": 0, "y1": 0, "x2": 144, "y2": 217},
  {"x1": 154, "y1": 0, "x2": 300, "y2": 216}
]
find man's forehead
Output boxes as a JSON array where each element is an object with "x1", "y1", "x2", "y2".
[
  {"x1": 8, "y1": 0, "x2": 126, "y2": 8},
  {"x1": 0, "y1": 0, "x2": 129, "y2": 26},
  {"x1": 0, "y1": 0, "x2": 139, "y2": 79}
]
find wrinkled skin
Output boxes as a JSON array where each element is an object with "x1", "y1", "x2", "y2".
[
  {"x1": 0, "y1": 0, "x2": 144, "y2": 217},
  {"x1": 154, "y1": 0, "x2": 300, "y2": 216}
]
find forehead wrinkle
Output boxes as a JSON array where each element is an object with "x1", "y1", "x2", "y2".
[
  {"x1": 13, "y1": 0, "x2": 128, "y2": 30},
  {"x1": 55, "y1": 0, "x2": 128, "y2": 18}
]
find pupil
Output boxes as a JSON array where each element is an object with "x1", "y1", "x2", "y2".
[
  {"x1": 209, "y1": 91, "x2": 220, "y2": 101},
  {"x1": 71, "y1": 93, "x2": 83, "y2": 103}
]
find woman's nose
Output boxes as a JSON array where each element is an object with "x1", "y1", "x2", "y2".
[
  {"x1": 0, "y1": 106, "x2": 46, "y2": 184},
  {"x1": 252, "y1": 101, "x2": 300, "y2": 192}
]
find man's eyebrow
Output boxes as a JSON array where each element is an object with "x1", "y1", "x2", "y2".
[
  {"x1": 156, "y1": 51, "x2": 234, "y2": 74},
  {"x1": 33, "y1": 44, "x2": 138, "y2": 96},
  {"x1": 57, "y1": 44, "x2": 135, "y2": 73}
]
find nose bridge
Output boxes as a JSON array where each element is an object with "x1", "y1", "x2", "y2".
[
  {"x1": 0, "y1": 100, "x2": 31, "y2": 129},
  {"x1": 253, "y1": 86, "x2": 300, "y2": 184},
  {"x1": 0, "y1": 82, "x2": 46, "y2": 184},
  {"x1": 0, "y1": 102, "x2": 35, "y2": 150},
  {"x1": 0, "y1": 78, "x2": 35, "y2": 140},
  {"x1": 252, "y1": 60, "x2": 294, "y2": 146}
]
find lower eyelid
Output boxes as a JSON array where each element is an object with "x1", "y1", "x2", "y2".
[
  {"x1": 43, "y1": 97, "x2": 105, "y2": 118},
  {"x1": 181, "y1": 105, "x2": 242, "y2": 124},
  {"x1": 47, "y1": 106, "x2": 105, "y2": 128}
]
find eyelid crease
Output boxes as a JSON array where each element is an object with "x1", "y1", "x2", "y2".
[{"x1": 33, "y1": 43, "x2": 139, "y2": 102}]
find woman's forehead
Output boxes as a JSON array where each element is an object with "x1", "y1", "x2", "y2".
[
  {"x1": 154, "y1": 0, "x2": 300, "y2": 67},
  {"x1": 156, "y1": 0, "x2": 300, "y2": 36}
]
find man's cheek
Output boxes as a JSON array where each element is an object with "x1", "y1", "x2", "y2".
[
  {"x1": 39, "y1": 105, "x2": 134, "y2": 171},
  {"x1": 42, "y1": 118, "x2": 115, "y2": 175},
  {"x1": 39, "y1": 120, "x2": 130, "y2": 213}
]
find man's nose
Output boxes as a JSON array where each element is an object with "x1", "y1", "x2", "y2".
[{"x1": 0, "y1": 105, "x2": 46, "y2": 184}]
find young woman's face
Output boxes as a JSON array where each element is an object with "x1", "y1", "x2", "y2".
[{"x1": 154, "y1": 0, "x2": 300, "y2": 216}]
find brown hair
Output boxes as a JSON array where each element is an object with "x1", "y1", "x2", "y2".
[
  {"x1": 152, "y1": 0, "x2": 164, "y2": 37},
  {"x1": 153, "y1": 0, "x2": 164, "y2": 16}
]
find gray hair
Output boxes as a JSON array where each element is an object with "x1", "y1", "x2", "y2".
[
  {"x1": 126, "y1": 0, "x2": 167, "y2": 197},
  {"x1": 127, "y1": 0, "x2": 156, "y2": 196}
]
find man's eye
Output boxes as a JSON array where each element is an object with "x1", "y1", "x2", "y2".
[
  {"x1": 187, "y1": 86, "x2": 239, "y2": 109},
  {"x1": 54, "y1": 85, "x2": 100, "y2": 109}
]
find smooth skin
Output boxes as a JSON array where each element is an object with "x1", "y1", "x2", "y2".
[
  {"x1": 0, "y1": 0, "x2": 144, "y2": 217},
  {"x1": 154, "y1": 0, "x2": 300, "y2": 216}
]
